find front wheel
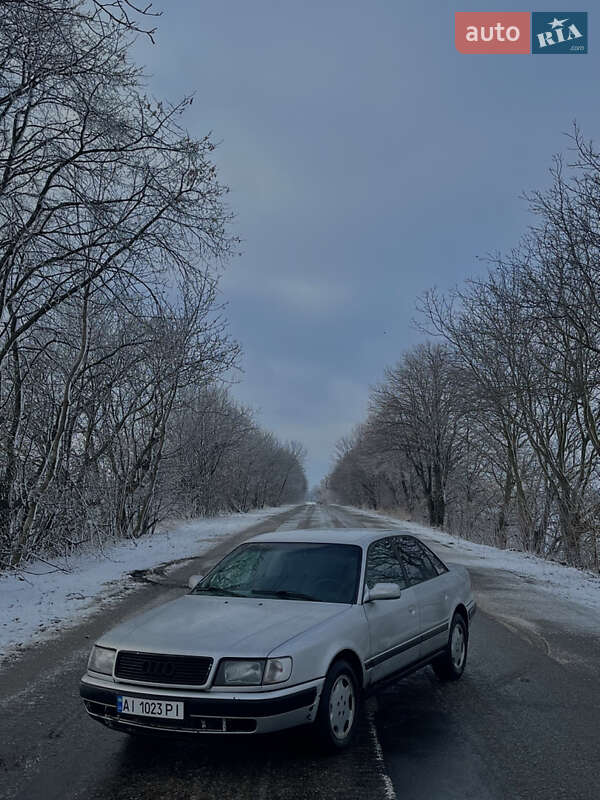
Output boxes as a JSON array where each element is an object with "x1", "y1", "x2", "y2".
[
  {"x1": 313, "y1": 659, "x2": 360, "y2": 752},
  {"x1": 432, "y1": 612, "x2": 468, "y2": 681}
]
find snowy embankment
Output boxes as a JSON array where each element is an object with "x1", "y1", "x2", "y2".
[
  {"x1": 0, "y1": 507, "x2": 290, "y2": 661},
  {"x1": 341, "y1": 506, "x2": 600, "y2": 623}
]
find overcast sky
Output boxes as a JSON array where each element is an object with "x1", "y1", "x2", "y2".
[{"x1": 135, "y1": 2, "x2": 599, "y2": 486}]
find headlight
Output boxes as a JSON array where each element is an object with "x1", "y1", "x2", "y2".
[
  {"x1": 88, "y1": 645, "x2": 116, "y2": 676},
  {"x1": 214, "y1": 657, "x2": 293, "y2": 686},
  {"x1": 264, "y1": 657, "x2": 292, "y2": 684},
  {"x1": 215, "y1": 659, "x2": 265, "y2": 685}
]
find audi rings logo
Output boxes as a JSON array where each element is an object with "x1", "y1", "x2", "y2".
[{"x1": 141, "y1": 659, "x2": 175, "y2": 678}]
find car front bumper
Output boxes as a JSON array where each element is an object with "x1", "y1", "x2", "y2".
[{"x1": 80, "y1": 674, "x2": 324, "y2": 735}]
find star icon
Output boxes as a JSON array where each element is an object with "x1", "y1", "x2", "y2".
[{"x1": 549, "y1": 17, "x2": 568, "y2": 29}]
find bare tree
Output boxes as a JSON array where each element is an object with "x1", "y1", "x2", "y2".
[
  {"x1": 0, "y1": 2, "x2": 307, "y2": 569},
  {"x1": 370, "y1": 343, "x2": 464, "y2": 527},
  {"x1": 329, "y1": 128, "x2": 600, "y2": 569}
]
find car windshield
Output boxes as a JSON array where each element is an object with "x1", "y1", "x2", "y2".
[{"x1": 193, "y1": 542, "x2": 362, "y2": 604}]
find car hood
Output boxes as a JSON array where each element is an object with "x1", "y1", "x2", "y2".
[{"x1": 99, "y1": 594, "x2": 350, "y2": 657}]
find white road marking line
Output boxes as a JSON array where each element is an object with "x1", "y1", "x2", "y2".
[{"x1": 366, "y1": 702, "x2": 397, "y2": 800}]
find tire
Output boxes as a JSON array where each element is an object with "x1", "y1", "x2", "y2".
[
  {"x1": 313, "y1": 659, "x2": 360, "y2": 753},
  {"x1": 432, "y1": 612, "x2": 468, "y2": 681}
]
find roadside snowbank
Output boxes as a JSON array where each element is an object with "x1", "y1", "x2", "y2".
[
  {"x1": 339, "y1": 506, "x2": 600, "y2": 619},
  {"x1": 0, "y1": 507, "x2": 290, "y2": 660}
]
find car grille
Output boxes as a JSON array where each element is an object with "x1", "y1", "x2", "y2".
[{"x1": 115, "y1": 651, "x2": 213, "y2": 686}]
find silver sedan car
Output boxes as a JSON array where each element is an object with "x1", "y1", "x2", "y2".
[{"x1": 80, "y1": 529, "x2": 475, "y2": 751}]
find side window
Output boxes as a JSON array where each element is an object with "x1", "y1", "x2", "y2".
[
  {"x1": 421, "y1": 543, "x2": 448, "y2": 576},
  {"x1": 398, "y1": 537, "x2": 438, "y2": 586},
  {"x1": 366, "y1": 538, "x2": 408, "y2": 590}
]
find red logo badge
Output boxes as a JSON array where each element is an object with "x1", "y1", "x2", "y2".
[{"x1": 455, "y1": 12, "x2": 531, "y2": 54}]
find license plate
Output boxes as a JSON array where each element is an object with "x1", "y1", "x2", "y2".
[{"x1": 117, "y1": 696, "x2": 184, "y2": 719}]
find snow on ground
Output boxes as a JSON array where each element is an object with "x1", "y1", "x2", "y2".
[
  {"x1": 339, "y1": 505, "x2": 600, "y2": 627},
  {"x1": 0, "y1": 506, "x2": 291, "y2": 661}
]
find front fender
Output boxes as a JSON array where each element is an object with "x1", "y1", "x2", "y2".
[{"x1": 267, "y1": 606, "x2": 369, "y2": 689}]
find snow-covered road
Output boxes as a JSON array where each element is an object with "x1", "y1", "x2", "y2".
[{"x1": 1, "y1": 503, "x2": 598, "y2": 800}]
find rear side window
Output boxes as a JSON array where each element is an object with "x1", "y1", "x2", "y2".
[
  {"x1": 398, "y1": 537, "x2": 439, "y2": 586},
  {"x1": 421, "y1": 542, "x2": 449, "y2": 576},
  {"x1": 366, "y1": 538, "x2": 408, "y2": 590}
]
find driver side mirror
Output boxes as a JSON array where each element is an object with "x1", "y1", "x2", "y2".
[
  {"x1": 364, "y1": 582, "x2": 402, "y2": 602},
  {"x1": 188, "y1": 574, "x2": 203, "y2": 590}
]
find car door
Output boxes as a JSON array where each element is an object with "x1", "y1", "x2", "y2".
[
  {"x1": 398, "y1": 537, "x2": 451, "y2": 657},
  {"x1": 362, "y1": 537, "x2": 421, "y2": 685}
]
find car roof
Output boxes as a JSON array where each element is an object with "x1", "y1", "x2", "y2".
[{"x1": 247, "y1": 528, "x2": 418, "y2": 548}]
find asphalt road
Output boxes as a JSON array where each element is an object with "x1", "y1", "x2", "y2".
[{"x1": 1, "y1": 504, "x2": 598, "y2": 800}]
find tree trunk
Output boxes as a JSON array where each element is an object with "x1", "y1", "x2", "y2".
[{"x1": 494, "y1": 468, "x2": 514, "y2": 549}]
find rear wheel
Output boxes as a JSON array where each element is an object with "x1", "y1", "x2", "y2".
[
  {"x1": 432, "y1": 612, "x2": 468, "y2": 681},
  {"x1": 314, "y1": 659, "x2": 360, "y2": 752}
]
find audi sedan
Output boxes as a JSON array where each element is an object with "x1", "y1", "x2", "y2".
[{"x1": 80, "y1": 529, "x2": 475, "y2": 750}]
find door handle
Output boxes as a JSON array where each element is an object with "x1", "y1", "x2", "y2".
[{"x1": 409, "y1": 606, "x2": 417, "y2": 615}]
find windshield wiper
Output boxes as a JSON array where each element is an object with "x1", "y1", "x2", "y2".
[
  {"x1": 251, "y1": 589, "x2": 318, "y2": 602},
  {"x1": 193, "y1": 586, "x2": 245, "y2": 598}
]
